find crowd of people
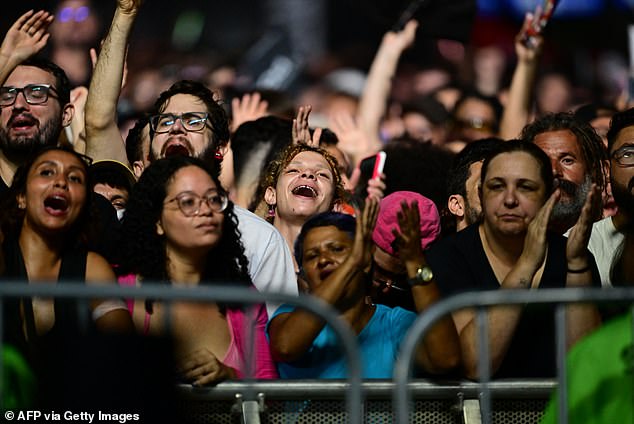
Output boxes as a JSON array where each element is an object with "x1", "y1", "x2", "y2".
[{"x1": 1, "y1": 0, "x2": 634, "y2": 414}]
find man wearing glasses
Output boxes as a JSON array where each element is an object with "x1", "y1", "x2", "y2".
[
  {"x1": 0, "y1": 9, "x2": 73, "y2": 195},
  {"x1": 587, "y1": 108, "x2": 634, "y2": 287},
  {"x1": 148, "y1": 80, "x2": 229, "y2": 163}
]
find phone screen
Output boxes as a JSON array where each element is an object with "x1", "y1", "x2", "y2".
[{"x1": 354, "y1": 152, "x2": 386, "y2": 201}]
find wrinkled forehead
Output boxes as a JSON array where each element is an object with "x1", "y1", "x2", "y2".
[{"x1": 5, "y1": 66, "x2": 57, "y2": 88}]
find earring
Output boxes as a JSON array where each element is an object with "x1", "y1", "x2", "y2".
[
  {"x1": 267, "y1": 204, "x2": 276, "y2": 218},
  {"x1": 214, "y1": 149, "x2": 224, "y2": 161}
]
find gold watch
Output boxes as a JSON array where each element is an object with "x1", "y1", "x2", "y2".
[{"x1": 408, "y1": 266, "x2": 434, "y2": 286}]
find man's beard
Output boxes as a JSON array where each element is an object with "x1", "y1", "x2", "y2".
[
  {"x1": 464, "y1": 198, "x2": 482, "y2": 226},
  {"x1": 610, "y1": 176, "x2": 634, "y2": 218},
  {"x1": 0, "y1": 114, "x2": 62, "y2": 163},
  {"x1": 552, "y1": 175, "x2": 592, "y2": 226}
]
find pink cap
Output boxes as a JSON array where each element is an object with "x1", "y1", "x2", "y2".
[{"x1": 372, "y1": 191, "x2": 440, "y2": 255}]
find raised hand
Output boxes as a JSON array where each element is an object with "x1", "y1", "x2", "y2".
[
  {"x1": 382, "y1": 19, "x2": 418, "y2": 53},
  {"x1": 349, "y1": 198, "x2": 379, "y2": 271},
  {"x1": 0, "y1": 10, "x2": 53, "y2": 66},
  {"x1": 329, "y1": 111, "x2": 371, "y2": 164},
  {"x1": 392, "y1": 200, "x2": 425, "y2": 264},
  {"x1": 117, "y1": 0, "x2": 144, "y2": 15},
  {"x1": 519, "y1": 190, "x2": 560, "y2": 274},
  {"x1": 179, "y1": 348, "x2": 237, "y2": 386},
  {"x1": 566, "y1": 184, "x2": 600, "y2": 269},
  {"x1": 515, "y1": 12, "x2": 544, "y2": 63},
  {"x1": 292, "y1": 105, "x2": 321, "y2": 147},
  {"x1": 230, "y1": 92, "x2": 268, "y2": 132}
]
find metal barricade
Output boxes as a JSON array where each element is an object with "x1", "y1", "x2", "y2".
[
  {"x1": 394, "y1": 287, "x2": 634, "y2": 424},
  {"x1": 0, "y1": 282, "x2": 364, "y2": 424}
]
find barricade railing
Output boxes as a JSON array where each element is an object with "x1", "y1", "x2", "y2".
[
  {"x1": 0, "y1": 281, "x2": 363, "y2": 424},
  {"x1": 394, "y1": 287, "x2": 634, "y2": 424}
]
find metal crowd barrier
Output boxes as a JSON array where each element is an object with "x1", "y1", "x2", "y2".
[
  {"x1": 0, "y1": 282, "x2": 363, "y2": 424},
  {"x1": 394, "y1": 287, "x2": 634, "y2": 424}
]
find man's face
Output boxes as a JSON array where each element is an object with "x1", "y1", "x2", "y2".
[
  {"x1": 464, "y1": 161, "x2": 484, "y2": 225},
  {"x1": 533, "y1": 129, "x2": 589, "y2": 224},
  {"x1": 0, "y1": 66, "x2": 71, "y2": 161},
  {"x1": 609, "y1": 125, "x2": 634, "y2": 217},
  {"x1": 150, "y1": 94, "x2": 214, "y2": 161}
]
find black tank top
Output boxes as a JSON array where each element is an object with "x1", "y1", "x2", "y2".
[{"x1": 2, "y1": 237, "x2": 89, "y2": 371}]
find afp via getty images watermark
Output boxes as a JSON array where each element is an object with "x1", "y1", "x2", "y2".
[{"x1": 3, "y1": 410, "x2": 140, "y2": 423}]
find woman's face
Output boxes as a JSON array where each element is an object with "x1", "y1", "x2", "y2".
[
  {"x1": 266, "y1": 151, "x2": 336, "y2": 222},
  {"x1": 18, "y1": 150, "x2": 88, "y2": 234},
  {"x1": 301, "y1": 225, "x2": 353, "y2": 290},
  {"x1": 481, "y1": 151, "x2": 547, "y2": 237},
  {"x1": 158, "y1": 165, "x2": 224, "y2": 254}
]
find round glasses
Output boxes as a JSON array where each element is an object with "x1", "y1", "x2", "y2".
[
  {"x1": 611, "y1": 146, "x2": 634, "y2": 167},
  {"x1": 0, "y1": 84, "x2": 58, "y2": 106},
  {"x1": 165, "y1": 190, "x2": 228, "y2": 216},
  {"x1": 149, "y1": 112, "x2": 210, "y2": 134}
]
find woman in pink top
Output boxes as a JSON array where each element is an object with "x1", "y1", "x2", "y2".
[{"x1": 119, "y1": 155, "x2": 277, "y2": 385}]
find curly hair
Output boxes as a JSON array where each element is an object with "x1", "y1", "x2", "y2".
[
  {"x1": 0, "y1": 146, "x2": 94, "y2": 249},
  {"x1": 251, "y1": 143, "x2": 346, "y2": 222},
  {"x1": 520, "y1": 112, "x2": 607, "y2": 193},
  {"x1": 119, "y1": 156, "x2": 252, "y2": 298}
]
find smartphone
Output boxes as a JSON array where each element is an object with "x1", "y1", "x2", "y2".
[{"x1": 354, "y1": 151, "x2": 387, "y2": 201}]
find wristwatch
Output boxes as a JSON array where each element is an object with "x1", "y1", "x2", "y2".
[{"x1": 408, "y1": 266, "x2": 434, "y2": 286}]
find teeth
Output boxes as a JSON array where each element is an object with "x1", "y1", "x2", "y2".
[{"x1": 292, "y1": 185, "x2": 317, "y2": 197}]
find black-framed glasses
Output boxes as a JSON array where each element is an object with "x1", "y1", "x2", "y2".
[
  {"x1": 0, "y1": 84, "x2": 59, "y2": 106},
  {"x1": 149, "y1": 112, "x2": 210, "y2": 134},
  {"x1": 611, "y1": 146, "x2": 634, "y2": 167},
  {"x1": 164, "y1": 190, "x2": 228, "y2": 216}
]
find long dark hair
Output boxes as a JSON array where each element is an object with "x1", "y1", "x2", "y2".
[{"x1": 120, "y1": 156, "x2": 252, "y2": 296}]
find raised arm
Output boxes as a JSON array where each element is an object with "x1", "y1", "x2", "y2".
[
  {"x1": 268, "y1": 199, "x2": 379, "y2": 362},
  {"x1": 498, "y1": 13, "x2": 543, "y2": 140},
  {"x1": 453, "y1": 191, "x2": 558, "y2": 379},
  {"x1": 0, "y1": 10, "x2": 53, "y2": 85},
  {"x1": 355, "y1": 20, "x2": 418, "y2": 166},
  {"x1": 391, "y1": 200, "x2": 461, "y2": 374},
  {"x1": 84, "y1": 0, "x2": 142, "y2": 164}
]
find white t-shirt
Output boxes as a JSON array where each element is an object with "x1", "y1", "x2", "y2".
[
  {"x1": 234, "y1": 206, "x2": 298, "y2": 316},
  {"x1": 586, "y1": 217, "x2": 625, "y2": 287}
]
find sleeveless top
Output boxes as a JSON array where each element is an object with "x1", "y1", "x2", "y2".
[{"x1": 2, "y1": 237, "x2": 89, "y2": 371}]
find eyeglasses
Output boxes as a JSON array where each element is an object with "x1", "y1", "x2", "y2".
[
  {"x1": 165, "y1": 190, "x2": 228, "y2": 216},
  {"x1": 149, "y1": 112, "x2": 210, "y2": 134},
  {"x1": 611, "y1": 146, "x2": 634, "y2": 167},
  {"x1": 0, "y1": 84, "x2": 59, "y2": 106}
]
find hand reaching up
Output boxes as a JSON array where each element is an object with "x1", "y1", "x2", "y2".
[
  {"x1": 292, "y1": 105, "x2": 321, "y2": 147},
  {"x1": 0, "y1": 10, "x2": 53, "y2": 67}
]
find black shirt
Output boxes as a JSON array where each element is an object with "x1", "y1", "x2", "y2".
[{"x1": 426, "y1": 224, "x2": 601, "y2": 378}]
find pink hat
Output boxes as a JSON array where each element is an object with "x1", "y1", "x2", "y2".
[{"x1": 372, "y1": 191, "x2": 440, "y2": 256}]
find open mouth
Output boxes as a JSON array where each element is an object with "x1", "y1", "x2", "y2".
[
  {"x1": 9, "y1": 114, "x2": 37, "y2": 131},
  {"x1": 319, "y1": 269, "x2": 333, "y2": 281},
  {"x1": 44, "y1": 196, "x2": 69, "y2": 214},
  {"x1": 164, "y1": 143, "x2": 191, "y2": 157},
  {"x1": 291, "y1": 185, "x2": 317, "y2": 198}
]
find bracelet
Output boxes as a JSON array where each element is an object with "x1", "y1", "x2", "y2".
[{"x1": 567, "y1": 265, "x2": 590, "y2": 274}]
